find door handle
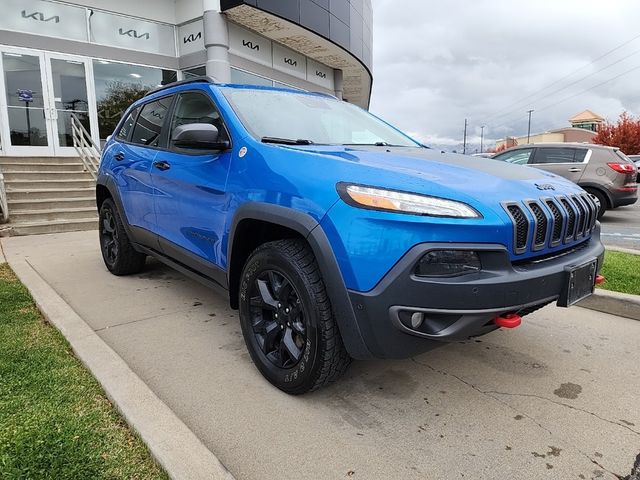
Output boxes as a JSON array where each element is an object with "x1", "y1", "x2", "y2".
[
  {"x1": 114, "y1": 152, "x2": 125, "y2": 161},
  {"x1": 153, "y1": 160, "x2": 171, "y2": 171},
  {"x1": 568, "y1": 168, "x2": 582, "y2": 173}
]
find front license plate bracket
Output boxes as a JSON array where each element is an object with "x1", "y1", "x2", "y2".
[{"x1": 557, "y1": 259, "x2": 598, "y2": 307}]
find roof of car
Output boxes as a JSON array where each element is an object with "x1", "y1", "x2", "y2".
[
  {"x1": 500, "y1": 142, "x2": 616, "y2": 151},
  {"x1": 144, "y1": 75, "x2": 336, "y2": 99}
]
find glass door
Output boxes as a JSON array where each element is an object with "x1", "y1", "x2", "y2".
[
  {"x1": 0, "y1": 48, "x2": 54, "y2": 156},
  {"x1": 44, "y1": 53, "x2": 96, "y2": 156},
  {"x1": 0, "y1": 47, "x2": 98, "y2": 156}
]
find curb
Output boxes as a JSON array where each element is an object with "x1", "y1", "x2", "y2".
[
  {"x1": 606, "y1": 246, "x2": 640, "y2": 256},
  {"x1": 6, "y1": 256, "x2": 234, "y2": 480},
  {"x1": 0, "y1": 240, "x2": 5, "y2": 264},
  {"x1": 578, "y1": 288, "x2": 640, "y2": 322}
]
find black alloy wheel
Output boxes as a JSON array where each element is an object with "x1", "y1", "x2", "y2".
[
  {"x1": 98, "y1": 199, "x2": 146, "y2": 275},
  {"x1": 100, "y1": 207, "x2": 119, "y2": 266},
  {"x1": 249, "y1": 270, "x2": 307, "y2": 369}
]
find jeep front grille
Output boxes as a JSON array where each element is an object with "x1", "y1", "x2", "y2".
[{"x1": 503, "y1": 193, "x2": 598, "y2": 255}]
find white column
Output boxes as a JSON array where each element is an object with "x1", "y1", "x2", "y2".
[
  {"x1": 334, "y1": 69, "x2": 344, "y2": 100},
  {"x1": 203, "y1": 0, "x2": 230, "y2": 82}
]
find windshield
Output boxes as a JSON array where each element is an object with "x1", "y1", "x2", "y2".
[{"x1": 220, "y1": 88, "x2": 420, "y2": 147}]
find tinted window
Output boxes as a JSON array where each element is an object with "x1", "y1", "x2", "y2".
[
  {"x1": 169, "y1": 92, "x2": 229, "y2": 149},
  {"x1": 574, "y1": 149, "x2": 588, "y2": 162},
  {"x1": 494, "y1": 148, "x2": 533, "y2": 165},
  {"x1": 116, "y1": 108, "x2": 138, "y2": 141},
  {"x1": 130, "y1": 96, "x2": 173, "y2": 146},
  {"x1": 532, "y1": 148, "x2": 580, "y2": 164}
]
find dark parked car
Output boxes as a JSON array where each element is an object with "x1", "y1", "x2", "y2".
[
  {"x1": 96, "y1": 78, "x2": 605, "y2": 393},
  {"x1": 494, "y1": 143, "x2": 637, "y2": 219},
  {"x1": 629, "y1": 155, "x2": 640, "y2": 182}
]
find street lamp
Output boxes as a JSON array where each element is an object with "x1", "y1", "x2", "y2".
[{"x1": 480, "y1": 125, "x2": 486, "y2": 153}]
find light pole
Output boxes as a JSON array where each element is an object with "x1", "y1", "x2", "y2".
[
  {"x1": 463, "y1": 118, "x2": 468, "y2": 154},
  {"x1": 480, "y1": 125, "x2": 485, "y2": 153},
  {"x1": 527, "y1": 109, "x2": 534, "y2": 144}
]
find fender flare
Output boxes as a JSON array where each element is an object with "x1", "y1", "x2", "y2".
[{"x1": 228, "y1": 202, "x2": 372, "y2": 359}]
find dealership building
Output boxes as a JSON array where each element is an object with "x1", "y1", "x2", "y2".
[{"x1": 0, "y1": 0, "x2": 373, "y2": 157}]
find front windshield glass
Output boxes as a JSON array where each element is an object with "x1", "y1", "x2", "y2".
[{"x1": 220, "y1": 87, "x2": 420, "y2": 147}]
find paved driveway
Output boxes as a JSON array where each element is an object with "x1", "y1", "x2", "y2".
[{"x1": 2, "y1": 231, "x2": 639, "y2": 480}]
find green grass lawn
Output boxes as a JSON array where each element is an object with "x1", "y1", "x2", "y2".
[
  {"x1": 0, "y1": 263, "x2": 168, "y2": 480},
  {"x1": 599, "y1": 250, "x2": 640, "y2": 296}
]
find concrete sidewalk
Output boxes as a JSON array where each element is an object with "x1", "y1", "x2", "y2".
[{"x1": 3, "y1": 231, "x2": 640, "y2": 480}]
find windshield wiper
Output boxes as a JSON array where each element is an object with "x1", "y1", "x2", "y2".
[
  {"x1": 343, "y1": 142, "x2": 411, "y2": 147},
  {"x1": 261, "y1": 136, "x2": 314, "y2": 145}
]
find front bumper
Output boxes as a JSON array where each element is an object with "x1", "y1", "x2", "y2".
[{"x1": 348, "y1": 227, "x2": 605, "y2": 359}]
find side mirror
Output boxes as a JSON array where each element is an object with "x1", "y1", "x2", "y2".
[{"x1": 172, "y1": 123, "x2": 230, "y2": 150}]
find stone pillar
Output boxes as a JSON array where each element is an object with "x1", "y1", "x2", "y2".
[
  {"x1": 334, "y1": 69, "x2": 344, "y2": 100},
  {"x1": 203, "y1": 0, "x2": 231, "y2": 83}
]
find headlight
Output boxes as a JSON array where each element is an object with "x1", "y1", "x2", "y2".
[
  {"x1": 337, "y1": 183, "x2": 481, "y2": 218},
  {"x1": 415, "y1": 250, "x2": 482, "y2": 277}
]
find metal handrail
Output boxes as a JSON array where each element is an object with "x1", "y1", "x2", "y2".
[
  {"x1": 0, "y1": 168, "x2": 8, "y2": 223},
  {"x1": 71, "y1": 113, "x2": 100, "y2": 179}
]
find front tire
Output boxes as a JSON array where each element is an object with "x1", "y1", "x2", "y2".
[
  {"x1": 239, "y1": 239, "x2": 351, "y2": 394},
  {"x1": 99, "y1": 199, "x2": 146, "y2": 275}
]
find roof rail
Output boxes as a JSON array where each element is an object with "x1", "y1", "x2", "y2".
[{"x1": 144, "y1": 76, "x2": 218, "y2": 97}]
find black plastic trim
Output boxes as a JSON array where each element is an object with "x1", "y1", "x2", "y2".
[
  {"x1": 228, "y1": 202, "x2": 372, "y2": 359},
  {"x1": 348, "y1": 232, "x2": 604, "y2": 359}
]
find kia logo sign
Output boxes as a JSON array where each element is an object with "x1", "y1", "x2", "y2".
[
  {"x1": 284, "y1": 58, "x2": 297, "y2": 67},
  {"x1": 242, "y1": 40, "x2": 259, "y2": 51},
  {"x1": 183, "y1": 32, "x2": 202, "y2": 44},
  {"x1": 21, "y1": 10, "x2": 60, "y2": 23},
  {"x1": 316, "y1": 70, "x2": 327, "y2": 79},
  {"x1": 119, "y1": 28, "x2": 150, "y2": 40}
]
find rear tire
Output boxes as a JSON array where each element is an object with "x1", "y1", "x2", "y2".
[
  {"x1": 99, "y1": 199, "x2": 146, "y2": 275},
  {"x1": 585, "y1": 188, "x2": 607, "y2": 220},
  {"x1": 239, "y1": 239, "x2": 351, "y2": 394}
]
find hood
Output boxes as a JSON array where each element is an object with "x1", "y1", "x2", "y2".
[{"x1": 279, "y1": 145, "x2": 582, "y2": 208}]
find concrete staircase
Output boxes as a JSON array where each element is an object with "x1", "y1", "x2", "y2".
[{"x1": 0, "y1": 157, "x2": 97, "y2": 236}]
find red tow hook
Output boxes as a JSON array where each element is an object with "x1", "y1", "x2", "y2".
[
  {"x1": 494, "y1": 313, "x2": 522, "y2": 328},
  {"x1": 595, "y1": 275, "x2": 605, "y2": 285}
]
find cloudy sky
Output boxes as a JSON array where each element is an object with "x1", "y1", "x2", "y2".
[{"x1": 369, "y1": 0, "x2": 640, "y2": 152}]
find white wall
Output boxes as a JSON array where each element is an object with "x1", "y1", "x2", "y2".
[
  {"x1": 176, "y1": 0, "x2": 206, "y2": 24},
  {"x1": 64, "y1": 0, "x2": 178, "y2": 24}
]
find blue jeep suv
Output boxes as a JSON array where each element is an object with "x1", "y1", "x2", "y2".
[{"x1": 97, "y1": 77, "x2": 605, "y2": 394}]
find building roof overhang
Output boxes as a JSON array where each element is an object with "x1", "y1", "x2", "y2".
[{"x1": 221, "y1": 3, "x2": 372, "y2": 108}]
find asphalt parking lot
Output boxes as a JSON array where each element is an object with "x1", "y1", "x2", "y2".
[
  {"x1": 2, "y1": 231, "x2": 640, "y2": 480},
  {"x1": 600, "y1": 203, "x2": 640, "y2": 249}
]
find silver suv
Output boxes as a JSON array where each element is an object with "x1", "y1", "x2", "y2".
[{"x1": 493, "y1": 143, "x2": 637, "y2": 218}]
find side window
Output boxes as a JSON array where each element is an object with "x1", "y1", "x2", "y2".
[
  {"x1": 130, "y1": 96, "x2": 173, "y2": 147},
  {"x1": 574, "y1": 149, "x2": 588, "y2": 162},
  {"x1": 169, "y1": 91, "x2": 229, "y2": 150},
  {"x1": 531, "y1": 148, "x2": 578, "y2": 164},
  {"x1": 495, "y1": 148, "x2": 533, "y2": 165},
  {"x1": 116, "y1": 107, "x2": 138, "y2": 141}
]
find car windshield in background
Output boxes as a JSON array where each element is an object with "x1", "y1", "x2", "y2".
[{"x1": 220, "y1": 88, "x2": 420, "y2": 147}]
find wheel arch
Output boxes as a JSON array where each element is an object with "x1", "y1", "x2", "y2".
[
  {"x1": 228, "y1": 203, "x2": 372, "y2": 359},
  {"x1": 579, "y1": 183, "x2": 612, "y2": 209}
]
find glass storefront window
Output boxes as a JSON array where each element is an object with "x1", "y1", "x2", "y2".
[
  {"x1": 50, "y1": 59, "x2": 90, "y2": 147},
  {"x1": 2, "y1": 52, "x2": 48, "y2": 146},
  {"x1": 230, "y1": 68, "x2": 273, "y2": 87},
  {"x1": 93, "y1": 60, "x2": 176, "y2": 140},
  {"x1": 183, "y1": 66, "x2": 206, "y2": 79}
]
